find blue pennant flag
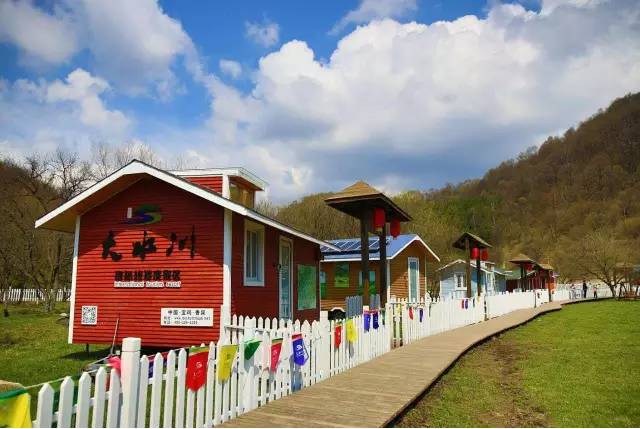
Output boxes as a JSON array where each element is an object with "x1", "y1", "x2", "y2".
[
  {"x1": 372, "y1": 311, "x2": 379, "y2": 329},
  {"x1": 419, "y1": 307, "x2": 424, "y2": 322},
  {"x1": 292, "y1": 334, "x2": 308, "y2": 366},
  {"x1": 364, "y1": 312, "x2": 371, "y2": 331}
]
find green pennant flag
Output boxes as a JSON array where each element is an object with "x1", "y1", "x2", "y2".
[
  {"x1": 243, "y1": 339, "x2": 262, "y2": 360},
  {"x1": 189, "y1": 346, "x2": 209, "y2": 355}
]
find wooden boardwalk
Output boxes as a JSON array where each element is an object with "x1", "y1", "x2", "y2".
[{"x1": 220, "y1": 301, "x2": 563, "y2": 428}]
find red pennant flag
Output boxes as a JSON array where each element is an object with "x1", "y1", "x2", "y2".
[
  {"x1": 408, "y1": 306, "x2": 414, "y2": 320},
  {"x1": 107, "y1": 356, "x2": 121, "y2": 376},
  {"x1": 270, "y1": 339, "x2": 283, "y2": 372},
  {"x1": 461, "y1": 299, "x2": 465, "y2": 309},
  {"x1": 334, "y1": 325, "x2": 342, "y2": 348},
  {"x1": 186, "y1": 350, "x2": 208, "y2": 391}
]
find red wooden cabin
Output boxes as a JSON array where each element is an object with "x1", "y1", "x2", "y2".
[{"x1": 35, "y1": 161, "x2": 337, "y2": 347}]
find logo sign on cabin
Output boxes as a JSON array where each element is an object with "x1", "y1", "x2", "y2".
[{"x1": 99, "y1": 204, "x2": 197, "y2": 289}]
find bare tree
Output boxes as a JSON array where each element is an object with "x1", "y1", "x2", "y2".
[
  {"x1": 90, "y1": 140, "x2": 164, "y2": 180},
  {"x1": 574, "y1": 230, "x2": 633, "y2": 298},
  {"x1": 0, "y1": 150, "x2": 92, "y2": 312}
]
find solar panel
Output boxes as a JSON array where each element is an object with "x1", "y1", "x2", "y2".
[{"x1": 344, "y1": 240, "x2": 360, "y2": 252}]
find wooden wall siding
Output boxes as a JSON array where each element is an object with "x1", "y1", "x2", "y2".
[
  {"x1": 75, "y1": 178, "x2": 224, "y2": 347},
  {"x1": 183, "y1": 175, "x2": 223, "y2": 193},
  {"x1": 230, "y1": 213, "x2": 320, "y2": 322},
  {"x1": 320, "y1": 261, "x2": 381, "y2": 311},
  {"x1": 389, "y1": 241, "x2": 427, "y2": 299},
  {"x1": 321, "y1": 241, "x2": 430, "y2": 310}
]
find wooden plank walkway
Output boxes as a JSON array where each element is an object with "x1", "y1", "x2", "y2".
[{"x1": 220, "y1": 301, "x2": 563, "y2": 428}]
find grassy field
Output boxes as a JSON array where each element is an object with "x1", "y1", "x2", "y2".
[
  {"x1": 0, "y1": 303, "x2": 110, "y2": 387},
  {"x1": 395, "y1": 300, "x2": 640, "y2": 427}
]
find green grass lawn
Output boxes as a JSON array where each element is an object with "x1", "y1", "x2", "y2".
[
  {"x1": 395, "y1": 300, "x2": 640, "y2": 428},
  {"x1": 0, "y1": 303, "x2": 110, "y2": 388}
]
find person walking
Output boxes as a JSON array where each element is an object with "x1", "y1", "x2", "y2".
[
  {"x1": 593, "y1": 286, "x2": 598, "y2": 299},
  {"x1": 582, "y1": 280, "x2": 588, "y2": 299}
]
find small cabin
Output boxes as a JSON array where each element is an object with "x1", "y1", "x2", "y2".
[
  {"x1": 35, "y1": 161, "x2": 337, "y2": 347},
  {"x1": 438, "y1": 259, "x2": 507, "y2": 298},
  {"x1": 319, "y1": 234, "x2": 440, "y2": 315}
]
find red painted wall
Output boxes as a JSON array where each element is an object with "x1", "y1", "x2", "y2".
[
  {"x1": 183, "y1": 175, "x2": 223, "y2": 193},
  {"x1": 75, "y1": 177, "x2": 224, "y2": 347},
  {"x1": 230, "y1": 213, "x2": 320, "y2": 322}
]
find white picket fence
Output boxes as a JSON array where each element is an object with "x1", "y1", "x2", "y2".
[
  {"x1": 30, "y1": 289, "x2": 569, "y2": 428},
  {"x1": 387, "y1": 295, "x2": 486, "y2": 346},
  {"x1": 2, "y1": 288, "x2": 69, "y2": 303},
  {"x1": 32, "y1": 311, "x2": 389, "y2": 428},
  {"x1": 553, "y1": 284, "x2": 615, "y2": 301}
]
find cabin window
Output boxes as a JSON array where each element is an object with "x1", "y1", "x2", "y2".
[
  {"x1": 297, "y1": 265, "x2": 317, "y2": 310},
  {"x1": 334, "y1": 263, "x2": 349, "y2": 288},
  {"x1": 320, "y1": 271, "x2": 327, "y2": 299},
  {"x1": 358, "y1": 271, "x2": 376, "y2": 296},
  {"x1": 244, "y1": 220, "x2": 264, "y2": 286},
  {"x1": 455, "y1": 274, "x2": 465, "y2": 290}
]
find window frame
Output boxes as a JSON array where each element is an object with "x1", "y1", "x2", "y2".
[
  {"x1": 244, "y1": 219, "x2": 265, "y2": 287},
  {"x1": 334, "y1": 263, "x2": 350, "y2": 288},
  {"x1": 454, "y1": 273, "x2": 466, "y2": 291}
]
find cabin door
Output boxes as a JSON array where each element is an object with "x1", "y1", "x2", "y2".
[
  {"x1": 408, "y1": 257, "x2": 419, "y2": 301},
  {"x1": 279, "y1": 237, "x2": 293, "y2": 320}
]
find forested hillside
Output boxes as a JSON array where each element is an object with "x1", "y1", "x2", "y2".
[{"x1": 266, "y1": 93, "x2": 640, "y2": 278}]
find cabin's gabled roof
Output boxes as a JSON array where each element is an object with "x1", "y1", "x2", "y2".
[
  {"x1": 35, "y1": 160, "x2": 339, "y2": 250},
  {"x1": 320, "y1": 233, "x2": 440, "y2": 262},
  {"x1": 436, "y1": 258, "x2": 503, "y2": 275}
]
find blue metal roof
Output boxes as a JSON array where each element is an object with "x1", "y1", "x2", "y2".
[{"x1": 320, "y1": 234, "x2": 420, "y2": 261}]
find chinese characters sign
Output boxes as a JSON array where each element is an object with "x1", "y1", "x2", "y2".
[
  {"x1": 114, "y1": 270, "x2": 181, "y2": 288},
  {"x1": 161, "y1": 308, "x2": 214, "y2": 327},
  {"x1": 101, "y1": 225, "x2": 196, "y2": 262}
]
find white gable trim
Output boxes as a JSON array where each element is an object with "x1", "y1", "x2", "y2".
[
  {"x1": 35, "y1": 161, "x2": 339, "y2": 251},
  {"x1": 388, "y1": 235, "x2": 440, "y2": 262},
  {"x1": 437, "y1": 258, "x2": 493, "y2": 274}
]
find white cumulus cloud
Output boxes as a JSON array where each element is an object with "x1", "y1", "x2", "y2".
[
  {"x1": 0, "y1": 0, "x2": 199, "y2": 98},
  {"x1": 331, "y1": 0, "x2": 417, "y2": 34},
  {"x1": 0, "y1": 0, "x2": 79, "y2": 67},
  {"x1": 199, "y1": 0, "x2": 640, "y2": 200},
  {"x1": 46, "y1": 69, "x2": 130, "y2": 132},
  {"x1": 245, "y1": 19, "x2": 280, "y2": 48},
  {"x1": 219, "y1": 59, "x2": 242, "y2": 79}
]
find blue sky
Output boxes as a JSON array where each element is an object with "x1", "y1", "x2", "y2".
[{"x1": 1, "y1": 0, "x2": 639, "y2": 202}]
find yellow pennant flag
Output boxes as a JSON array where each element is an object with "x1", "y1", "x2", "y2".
[
  {"x1": 0, "y1": 389, "x2": 32, "y2": 428},
  {"x1": 217, "y1": 344, "x2": 238, "y2": 382},
  {"x1": 346, "y1": 318, "x2": 357, "y2": 343}
]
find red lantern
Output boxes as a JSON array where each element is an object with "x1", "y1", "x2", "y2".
[
  {"x1": 471, "y1": 247, "x2": 479, "y2": 259},
  {"x1": 390, "y1": 219, "x2": 401, "y2": 238},
  {"x1": 373, "y1": 207, "x2": 385, "y2": 230},
  {"x1": 525, "y1": 263, "x2": 532, "y2": 271},
  {"x1": 481, "y1": 248, "x2": 489, "y2": 261}
]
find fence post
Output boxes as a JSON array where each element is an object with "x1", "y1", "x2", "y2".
[
  {"x1": 121, "y1": 337, "x2": 141, "y2": 428},
  {"x1": 319, "y1": 311, "x2": 330, "y2": 379},
  {"x1": 219, "y1": 305, "x2": 231, "y2": 339},
  {"x1": 242, "y1": 317, "x2": 257, "y2": 412}
]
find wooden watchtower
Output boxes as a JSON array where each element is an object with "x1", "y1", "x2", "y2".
[
  {"x1": 509, "y1": 254, "x2": 536, "y2": 291},
  {"x1": 325, "y1": 181, "x2": 412, "y2": 302},
  {"x1": 452, "y1": 232, "x2": 491, "y2": 298}
]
